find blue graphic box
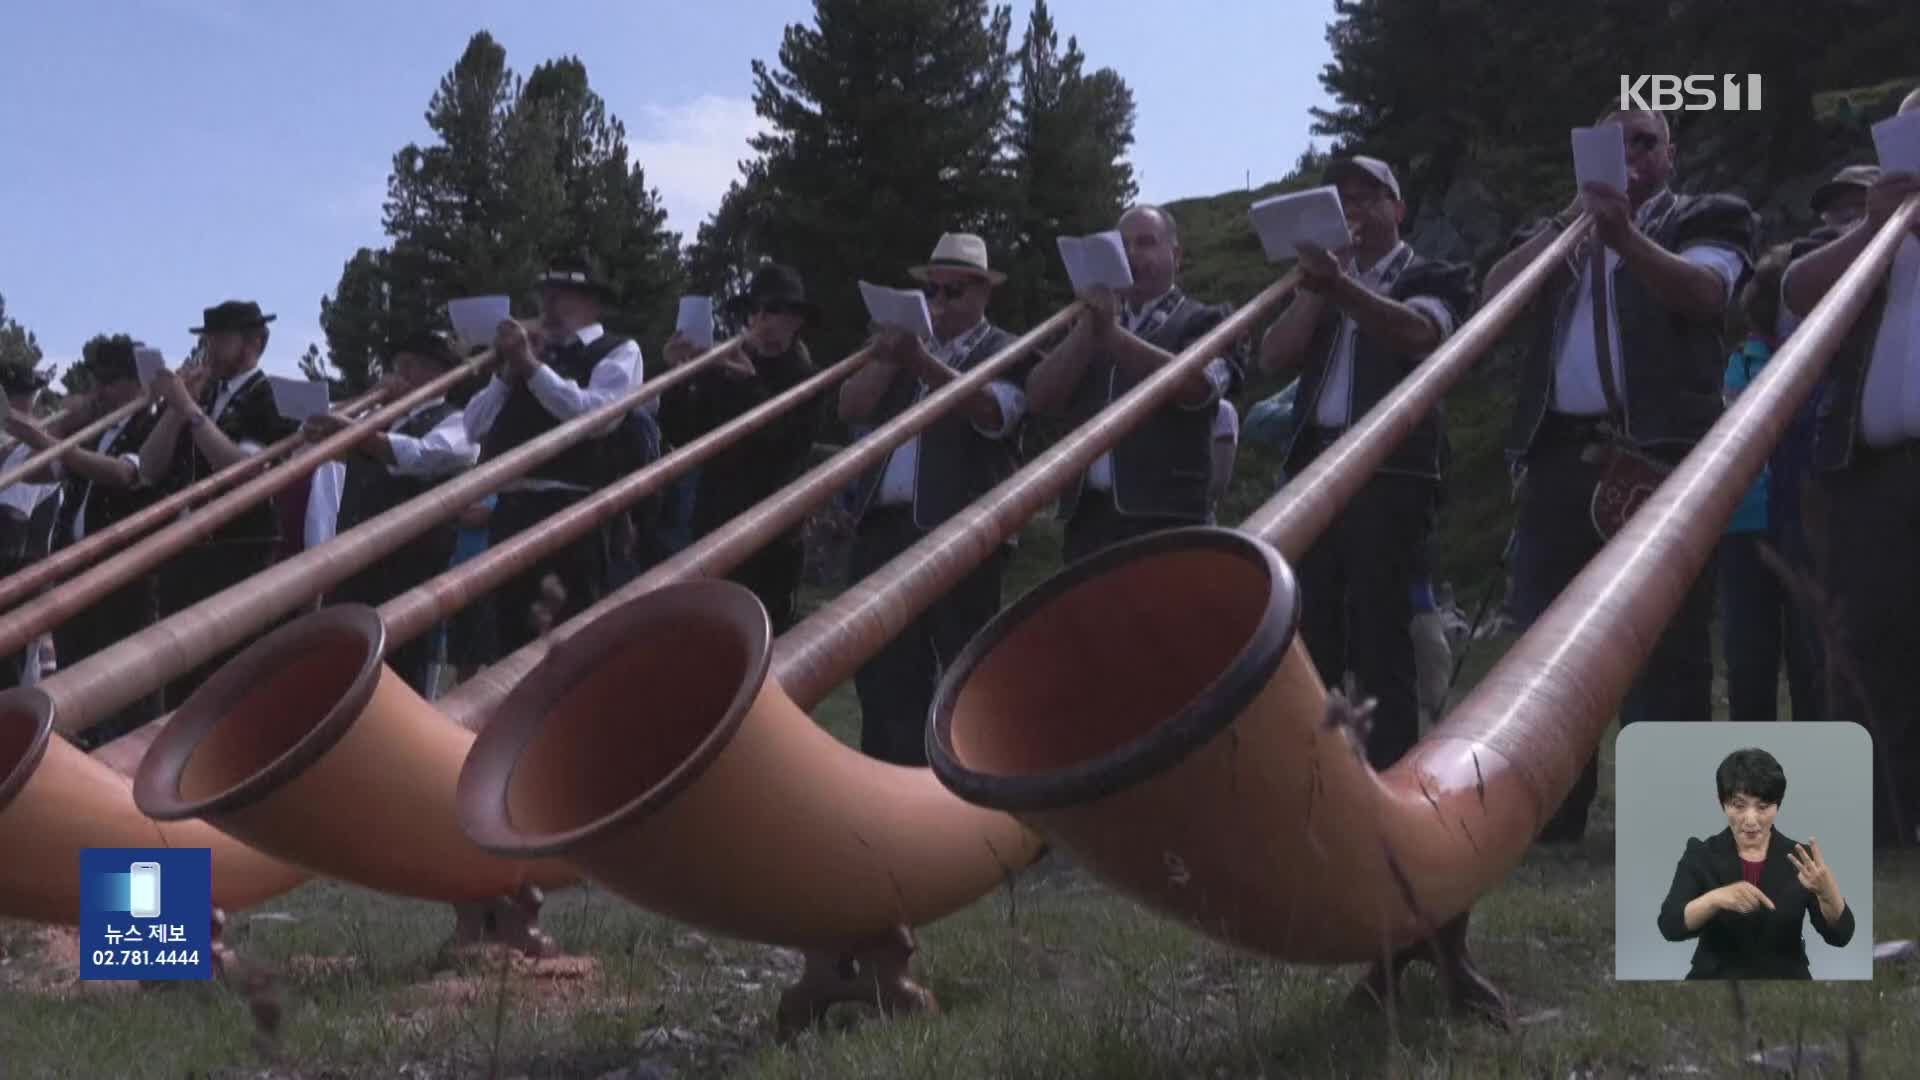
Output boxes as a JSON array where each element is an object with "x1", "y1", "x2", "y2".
[{"x1": 79, "y1": 848, "x2": 213, "y2": 981}]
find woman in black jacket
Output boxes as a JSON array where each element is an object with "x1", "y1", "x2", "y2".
[
  {"x1": 658, "y1": 264, "x2": 823, "y2": 631},
  {"x1": 1656, "y1": 747, "x2": 1855, "y2": 979}
]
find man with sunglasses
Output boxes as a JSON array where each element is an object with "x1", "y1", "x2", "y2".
[
  {"x1": 1482, "y1": 105, "x2": 1756, "y2": 847},
  {"x1": 835, "y1": 232, "x2": 1028, "y2": 767},
  {"x1": 1256, "y1": 155, "x2": 1475, "y2": 773},
  {"x1": 1026, "y1": 204, "x2": 1248, "y2": 564}
]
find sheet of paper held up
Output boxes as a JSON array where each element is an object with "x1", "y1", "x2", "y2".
[
  {"x1": 1248, "y1": 186, "x2": 1353, "y2": 263},
  {"x1": 446, "y1": 295, "x2": 511, "y2": 352},
  {"x1": 1871, "y1": 109, "x2": 1920, "y2": 175},
  {"x1": 133, "y1": 346, "x2": 166, "y2": 389},
  {"x1": 267, "y1": 376, "x2": 331, "y2": 423},
  {"x1": 675, "y1": 295, "x2": 715, "y2": 349},
  {"x1": 1056, "y1": 231, "x2": 1134, "y2": 292},
  {"x1": 1571, "y1": 124, "x2": 1630, "y2": 196},
  {"x1": 857, "y1": 281, "x2": 935, "y2": 340}
]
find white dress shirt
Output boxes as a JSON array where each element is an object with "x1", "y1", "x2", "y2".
[
  {"x1": 1850, "y1": 235, "x2": 1920, "y2": 448},
  {"x1": 304, "y1": 398, "x2": 478, "y2": 547},
  {"x1": 461, "y1": 322, "x2": 643, "y2": 493},
  {"x1": 60, "y1": 412, "x2": 143, "y2": 542},
  {"x1": 1087, "y1": 290, "x2": 1231, "y2": 492},
  {"x1": 1313, "y1": 242, "x2": 1458, "y2": 426},
  {"x1": 1550, "y1": 242, "x2": 1748, "y2": 416},
  {"x1": 873, "y1": 320, "x2": 1025, "y2": 507}
]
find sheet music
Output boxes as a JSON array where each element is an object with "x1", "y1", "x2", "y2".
[
  {"x1": 1247, "y1": 186, "x2": 1353, "y2": 263},
  {"x1": 1572, "y1": 124, "x2": 1630, "y2": 195},
  {"x1": 446, "y1": 295, "x2": 511, "y2": 352},
  {"x1": 675, "y1": 295, "x2": 715, "y2": 349},
  {"x1": 1056, "y1": 231, "x2": 1135, "y2": 291},
  {"x1": 133, "y1": 347, "x2": 166, "y2": 389},
  {"x1": 857, "y1": 281, "x2": 935, "y2": 340},
  {"x1": 266, "y1": 376, "x2": 332, "y2": 422},
  {"x1": 1872, "y1": 109, "x2": 1920, "y2": 175}
]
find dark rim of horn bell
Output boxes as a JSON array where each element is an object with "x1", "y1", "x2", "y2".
[
  {"x1": 926, "y1": 525, "x2": 1301, "y2": 814},
  {"x1": 0, "y1": 688, "x2": 55, "y2": 812},
  {"x1": 455, "y1": 578, "x2": 774, "y2": 859},
  {"x1": 133, "y1": 604, "x2": 389, "y2": 821}
]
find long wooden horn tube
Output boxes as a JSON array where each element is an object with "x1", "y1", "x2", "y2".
[
  {"x1": 924, "y1": 199, "x2": 1919, "y2": 964},
  {"x1": 0, "y1": 687, "x2": 308, "y2": 924},
  {"x1": 35, "y1": 338, "x2": 740, "y2": 739},
  {"x1": 113, "y1": 344, "x2": 871, "y2": 900},
  {"x1": 440, "y1": 301, "x2": 1084, "y2": 721},
  {"x1": 378, "y1": 343, "x2": 882, "y2": 649},
  {"x1": 0, "y1": 395, "x2": 154, "y2": 492},
  {"x1": 0, "y1": 384, "x2": 392, "y2": 611},
  {"x1": 0, "y1": 404, "x2": 77, "y2": 459},
  {"x1": 444, "y1": 274, "x2": 1297, "y2": 950}
]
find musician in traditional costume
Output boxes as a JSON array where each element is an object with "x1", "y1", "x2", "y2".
[{"x1": 0, "y1": 360, "x2": 67, "y2": 689}]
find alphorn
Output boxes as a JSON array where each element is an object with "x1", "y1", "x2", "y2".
[
  {"x1": 440, "y1": 301, "x2": 1084, "y2": 720},
  {"x1": 0, "y1": 384, "x2": 393, "y2": 611},
  {"x1": 445, "y1": 275, "x2": 1297, "y2": 940},
  {"x1": 31, "y1": 338, "x2": 740, "y2": 737},
  {"x1": 923, "y1": 198, "x2": 1919, "y2": 984},
  {"x1": 121, "y1": 341, "x2": 872, "y2": 904},
  {"x1": 0, "y1": 404, "x2": 77, "y2": 459},
  {"x1": 0, "y1": 395, "x2": 153, "y2": 492}
]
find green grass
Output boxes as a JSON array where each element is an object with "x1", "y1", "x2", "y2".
[{"x1": 7, "y1": 514, "x2": 1916, "y2": 1077}]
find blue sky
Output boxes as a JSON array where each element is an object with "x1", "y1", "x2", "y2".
[{"x1": 0, "y1": 1, "x2": 1337, "y2": 380}]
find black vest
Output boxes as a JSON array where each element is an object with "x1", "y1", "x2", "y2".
[
  {"x1": 1795, "y1": 225, "x2": 1914, "y2": 472},
  {"x1": 661, "y1": 341, "x2": 823, "y2": 536},
  {"x1": 479, "y1": 332, "x2": 631, "y2": 488},
  {"x1": 1504, "y1": 190, "x2": 1757, "y2": 459},
  {"x1": 1281, "y1": 248, "x2": 1475, "y2": 480},
  {"x1": 850, "y1": 324, "x2": 1027, "y2": 531},
  {"x1": 59, "y1": 403, "x2": 161, "y2": 542},
  {"x1": 0, "y1": 462, "x2": 62, "y2": 575},
  {"x1": 1058, "y1": 293, "x2": 1243, "y2": 522},
  {"x1": 166, "y1": 369, "x2": 298, "y2": 546},
  {"x1": 337, "y1": 400, "x2": 459, "y2": 531}
]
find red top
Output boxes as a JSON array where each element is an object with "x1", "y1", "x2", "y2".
[{"x1": 1741, "y1": 858, "x2": 1765, "y2": 886}]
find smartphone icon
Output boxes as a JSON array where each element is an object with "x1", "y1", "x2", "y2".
[{"x1": 128, "y1": 862, "x2": 162, "y2": 919}]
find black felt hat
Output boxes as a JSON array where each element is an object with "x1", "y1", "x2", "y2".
[
  {"x1": 535, "y1": 252, "x2": 616, "y2": 301},
  {"x1": 389, "y1": 329, "x2": 462, "y2": 369},
  {"x1": 727, "y1": 263, "x2": 820, "y2": 327},
  {"x1": 189, "y1": 299, "x2": 276, "y2": 335}
]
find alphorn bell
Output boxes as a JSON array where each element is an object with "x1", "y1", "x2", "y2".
[
  {"x1": 447, "y1": 277, "x2": 1297, "y2": 1032},
  {"x1": 125, "y1": 339, "x2": 873, "y2": 918},
  {"x1": 922, "y1": 201, "x2": 1920, "y2": 1012},
  {"x1": 0, "y1": 394, "x2": 153, "y2": 493},
  {"x1": 29, "y1": 336, "x2": 736, "y2": 738},
  {"x1": 0, "y1": 384, "x2": 391, "y2": 611}
]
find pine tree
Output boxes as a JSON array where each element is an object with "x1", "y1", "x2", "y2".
[
  {"x1": 0, "y1": 293, "x2": 44, "y2": 379},
  {"x1": 1002, "y1": 0, "x2": 1139, "y2": 327}
]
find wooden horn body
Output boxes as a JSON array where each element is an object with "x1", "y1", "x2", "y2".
[
  {"x1": 0, "y1": 395, "x2": 153, "y2": 492},
  {"x1": 131, "y1": 605, "x2": 574, "y2": 902},
  {"x1": 0, "y1": 384, "x2": 391, "y2": 612},
  {"x1": 446, "y1": 278, "x2": 1299, "y2": 947},
  {"x1": 0, "y1": 688, "x2": 307, "y2": 924},
  {"x1": 926, "y1": 201, "x2": 1920, "y2": 961},
  {"x1": 31, "y1": 340, "x2": 735, "y2": 740},
  {"x1": 114, "y1": 338, "x2": 853, "y2": 900}
]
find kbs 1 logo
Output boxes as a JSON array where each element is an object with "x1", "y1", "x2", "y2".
[{"x1": 1619, "y1": 74, "x2": 1764, "y2": 112}]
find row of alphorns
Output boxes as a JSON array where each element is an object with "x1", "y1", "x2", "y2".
[{"x1": 2, "y1": 194, "x2": 1915, "y2": 1032}]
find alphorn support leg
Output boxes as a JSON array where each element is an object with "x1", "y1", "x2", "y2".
[
  {"x1": 447, "y1": 882, "x2": 559, "y2": 958},
  {"x1": 141, "y1": 908, "x2": 284, "y2": 1043},
  {"x1": 1347, "y1": 910, "x2": 1513, "y2": 1027},
  {"x1": 774, "y1": 924, "x2": 938, "y2": 1040}
]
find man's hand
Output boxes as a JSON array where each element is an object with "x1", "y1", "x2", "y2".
[
  {"x1": 300, "y1": 412, "x2": 351, "y2": 444},
  {"x1": 873, "y1": 327, "x2": 918, "y2": 365},
  {"x1": 494, "y1": 319, "x2": 541, "y2": 381},
  {"x1": 153, "y1": 369, "x2": 199, "y2": 414},
  {"x1": 715, "y1": 341, "x2": 758, "y2": 381},
  {"x1": 1865, "y1": 172, "x2": 1920, "y2": 234},
  {"x1": 1296, "y1": 241, "x2": 1351, "y2": 294},
  {"x1": 1788, "y1": 838, "x2": 1840, "y2": 903},
  {"x1": 1583, "y1": 182, "x2": 1635, "y2": 249},
  {"x1": 662, "y1": 332, "x2": 700, "y2": 369},
  {"x1": 1710, "y1": 881, "x2": 1775, "y2": 915},
  {"x1": 1076, "y1": 285, "x2": 1119, "y2": 339}
]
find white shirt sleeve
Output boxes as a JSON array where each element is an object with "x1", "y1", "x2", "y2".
[
  {"x1": 1178, "y1": 356, "x2": 1232, "y2": 412},
  {"x1": 462, "y1": 375, "x2": 512, "y2": 443},
  {"x1": 970, "y1": 379, "x2": 1028, "y2": 440},
  {"x1": 1405, "y1": 295, "x2": 1458, "y2": 337},
  {"x1": 526, "y1": 340, "x2": 643, "y2": 422},
  {"x1": 388, "y1": 410, "x2": 480, "y2": 477},
  {"x1": 1680, "y1": 243, "x2": 1749, "y2": 306},
  {"x1": 304, "y1": 461, "x2": 346, "y2": 549}
]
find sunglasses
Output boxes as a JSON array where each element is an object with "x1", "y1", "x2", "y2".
[{"x1": 921, "y1": 282, "x2": 973, "y2": 301}]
